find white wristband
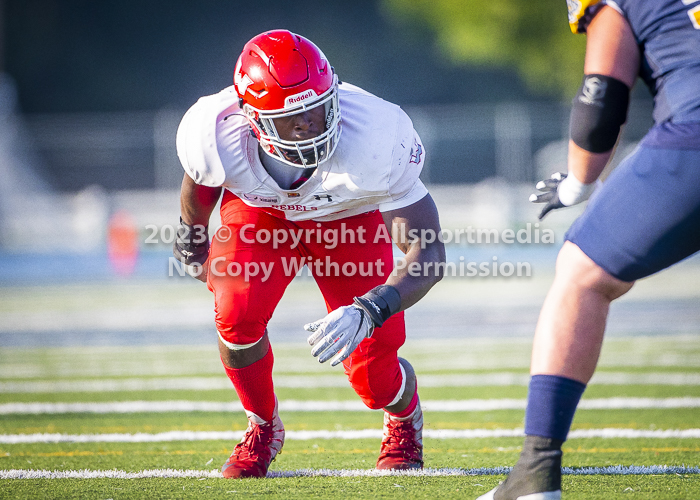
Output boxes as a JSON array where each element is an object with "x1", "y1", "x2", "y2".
[{"x1": 558, "y1": 173, "x2": 599, "y2": 207}]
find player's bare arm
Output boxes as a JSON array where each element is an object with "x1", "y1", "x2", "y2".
[
  {"x1": 179, "y1": 173, "x2": 222, "y2": 227},
  {"x1": 306, "y1": 193, "x2": 445, "y2": 366},
  {"x1": 174, "y1": 173, "x2": 222, "y2": 283},
  {"x1": 567, "y1": 5, "x2": 641, "y2": 182},
  {"x1": 382, "y1": 193, "x2": 446, "y2": 310},
  {"x1": 531, "y1": 5, "x2": 640, "y2": 220}
]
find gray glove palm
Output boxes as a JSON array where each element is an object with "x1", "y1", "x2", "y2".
[{"x1": 305, "y1": 305, "x2": 374, "y2": 366}]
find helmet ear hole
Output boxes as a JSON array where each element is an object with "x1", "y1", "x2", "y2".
[{"x1": 238, "y1": 98, "x2": 245, "y2": 109}]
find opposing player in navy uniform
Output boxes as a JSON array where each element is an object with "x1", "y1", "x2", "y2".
[{"x1": 477, "y1": 1, "x2": 700, "y2": 498}]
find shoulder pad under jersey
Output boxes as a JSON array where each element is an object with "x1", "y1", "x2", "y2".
[{"x1": 176, "y1": 87, "x2": 241, "y2": 187}]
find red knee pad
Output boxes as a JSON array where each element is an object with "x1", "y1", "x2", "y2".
[
  {"x1": 344, "y1": 336, "x2": 404, "y2": 410},
  {"x1": 215, "y1": 299, "x2": 268, "y2": 346}
]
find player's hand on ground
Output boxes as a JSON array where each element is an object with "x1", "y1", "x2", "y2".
[
  {"x1": 173, "y1": 218, "x2": 210, "y2": 282},
  {"x1": 305, "y1": 305, "x2": 374, "y2": 366},
  {"x1": 529, "y1": 172, "x2": 599, "y2": 220}
]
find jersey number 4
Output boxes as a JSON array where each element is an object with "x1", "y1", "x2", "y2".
[{"x1": 683, "y1": 0, "x2": 700, "y2": 29}]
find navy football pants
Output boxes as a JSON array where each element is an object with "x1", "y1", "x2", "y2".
[{"x1": 567, "y1": 143, "x2": 700, "y2": 282}]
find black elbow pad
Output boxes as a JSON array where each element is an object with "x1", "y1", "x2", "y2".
[{"x1": 570, "y1": 74, "x2": 630, "y2": 153}]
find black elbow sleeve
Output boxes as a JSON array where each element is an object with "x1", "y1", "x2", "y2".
[{"x1": 570, "y1": 74, "x2": 630, "y2": 153}]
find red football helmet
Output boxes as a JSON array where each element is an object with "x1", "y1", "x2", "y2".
[{"x1": 234, "y1": 30, "x2": 341, "y2": 168}]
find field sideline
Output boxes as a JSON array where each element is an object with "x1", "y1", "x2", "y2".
[{"x1": 1, "y1": 337, "x2": 699, "y2": 499}]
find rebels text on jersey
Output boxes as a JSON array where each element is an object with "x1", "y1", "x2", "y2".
[{"x1": 176, "y1": 83, "x2": 428, "y2": 221}]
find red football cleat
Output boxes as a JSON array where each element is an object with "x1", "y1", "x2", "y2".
[
  {"x1": 222, "y1": 403, "x2": 285, "y2": 479},
  {"x1": 376, "y1": 401, "x2": 424, "y2": 470}
]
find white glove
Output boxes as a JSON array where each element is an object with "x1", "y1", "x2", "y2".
[
  {"x1": 530, "y1": 172, "x2": 600, "y2": 220},
  {"x1": 305, "y1": 305, "x2": 374, "y2": 366}
]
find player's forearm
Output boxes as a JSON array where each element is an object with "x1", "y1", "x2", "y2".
[
  {"x1": 567, "y1": 139, "x2": 613, "y2": 184},
  {"x1": 179, "y1": 173, "x2": 222, "y2": 226},
  {"x1": 380, "y1": 194, "x2": 445, "y2": 311},
  {"x1": 385, "y1": 240, "x2": 445, "y2": 311}
]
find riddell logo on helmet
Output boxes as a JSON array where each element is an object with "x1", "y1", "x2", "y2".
[{"x1": 285, "y1": 90, "x2": 317, "y2": 107}]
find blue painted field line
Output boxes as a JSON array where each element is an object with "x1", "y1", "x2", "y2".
[{"x1": 2, "y1": 465, "x2": 699, "y2": 479}]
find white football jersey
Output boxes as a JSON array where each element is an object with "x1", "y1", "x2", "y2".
[{"x1": 176, "y1": 82, "x2": 428, "y2": 221}]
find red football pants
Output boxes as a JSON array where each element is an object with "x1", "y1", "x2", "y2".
[{"x1": 207, "y1": 193, "x2": 406, "y2": 410}]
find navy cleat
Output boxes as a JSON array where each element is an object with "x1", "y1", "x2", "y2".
[{"x1": 476, "y1": 436, "x2": 562, "y2": 500}]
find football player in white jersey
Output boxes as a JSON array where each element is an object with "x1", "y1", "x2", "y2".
[{"x1": 173, "y1": 30, "x2": 445, "y2": 478}]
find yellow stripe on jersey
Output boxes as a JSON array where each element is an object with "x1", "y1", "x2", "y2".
[{"x1": 567, "y1": 0, "x2": 603, "y2": 33}]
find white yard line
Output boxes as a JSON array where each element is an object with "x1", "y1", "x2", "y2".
[
  {"x1": 2, "y1": 428, "x2": 700, "y2": 444},
  {"x1": 1, "y1": 465, "x2": 699, "y2": 479},
  {"x1": 2, "y1": 397, "x2": 700, "y2": 415},
  {"x1": 2, "y1": 372, "x2": 700, "y2": 393},
  {"x1": 2, "y1": 336, "x2": 699, "y2": 379}
]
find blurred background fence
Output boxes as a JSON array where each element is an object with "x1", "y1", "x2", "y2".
[
  {"x1": 0, "y1": 87, "x2": 653, "y2": 256},
  {"x1": 0, "y1": 0, "x2": 697, "y2": 347},
  {"x1": 0, "y1": 0, "x2": 658, "y2": 275},
  {"x1": 17, "y1": 99, "x2": 655, "y2": 192}
]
